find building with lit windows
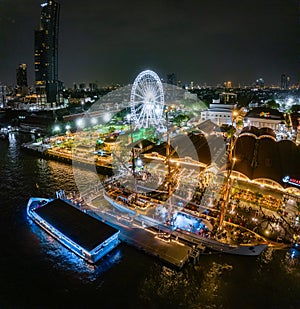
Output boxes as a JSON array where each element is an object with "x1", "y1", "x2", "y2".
[
  {"x1": 200, "y1": 93, "x2": 237, "y2": 125},
  {"x1": 224, "y1": 81, "x2": 232, "y2": 88},
  {"x1": 16, "y1": 63, "x2": 28, "y2": 96},
  {"x1": 0, "y1": 85, "x2": 7, "y2": 108},
  {"x1": 281, "y1": 74, "x2": 290, "y2": 90},
  {"x1": 243, "y1": 107, "x2": 285, "y2": 131},
  {"x1": 34, "y1": 0, "x2": 62, "y2": 106}
]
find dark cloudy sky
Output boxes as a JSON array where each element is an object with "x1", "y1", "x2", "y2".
[{"x1": 0, "y1": 0, "x2": 299, "y2": 87}]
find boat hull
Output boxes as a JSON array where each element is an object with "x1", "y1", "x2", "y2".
[
  {"x1": 104, "y1": 192, "x2": 268, "y2": 256},
  {"x1": 104, "y1": 193, "x2": 137, "y2": 215},
  {"x1": 222, "y1": 243, "x2": 268, "y2": 256}
]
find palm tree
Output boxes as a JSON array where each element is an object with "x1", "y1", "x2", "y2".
[{"x1": 234, "y1": 108, "x2": 246, "y2": 130}]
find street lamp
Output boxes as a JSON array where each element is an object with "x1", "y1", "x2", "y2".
[
  {"x1": 136, "y1": 157, "x2": 143, "y2": 168},
  {"x1": 65, "y1": 124, "x2": 71, "y2": 135},
  {"x1": 103, "y1": 113, "x2": 111, "y2": 123},
  {"x1": 53, "y1": 125, "x2": 60, "y2": 135},
  {"x1": 91, "y1": 117, "x2": 97, "y2": 125},
  {"x1": 76, "y1": 118, "x2": 84, "y2": 128}
]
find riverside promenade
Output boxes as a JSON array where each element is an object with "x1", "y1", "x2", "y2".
[{"x1": 21, "y1": 141, "x2": 113, "y2": 175}]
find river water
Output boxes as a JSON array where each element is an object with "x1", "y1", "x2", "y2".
[{"x1": 1, "y1": 132, "x2": 300, "y2": 308}]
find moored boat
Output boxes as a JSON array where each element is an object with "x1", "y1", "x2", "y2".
[
  {"x1": 102, "y1": 103, "x2": 269, "y2": 257},
  {"x1": 103, "y1": 180, "x2": 268, "y2": 256},
  {"x1": 27, "y1": 193, "x2": 120, "y2": 264}
]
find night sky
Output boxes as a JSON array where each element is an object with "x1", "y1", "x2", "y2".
[{"x1": 0, "y1": 0, "x2": 299, "y2": 87}]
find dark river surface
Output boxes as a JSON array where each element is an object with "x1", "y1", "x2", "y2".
[{"x1": 0, "y1": 132, "x2": 300, "y2": 308}]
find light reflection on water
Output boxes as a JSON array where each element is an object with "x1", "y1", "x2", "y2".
[
  {"x1": 282, "y1": 249, "x2": 300, "y2": 275},
  {"x1": 259, "y1": 246, "x2": 275, "y2": 265},
  {"x1": 259, "y1": 246, "x2": 300, "y2": 276},
  {"x1": 138, "y1": 247, "x2": 300, "y2": 308},
  {"x1": 140, "y1": 260, "x2": 235, "y2": 308},
  {"x1": 34, "y1": 158, "x2": 105, "y2": 199}
]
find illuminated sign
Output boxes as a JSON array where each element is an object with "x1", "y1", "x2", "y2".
[
  {"x1": 41, "y1": 3, "x2": 48, "y2": 7},
  {"x1": 259, "y1": 111, "x2": 270, "y2": 118},
  {"x1": 282, "y1": 176, "x2": 300, "y2": 187}
]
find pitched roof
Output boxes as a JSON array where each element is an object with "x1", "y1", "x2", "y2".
[{"x1": 245, "y1": 107, "x2": 284, "y2": 120}]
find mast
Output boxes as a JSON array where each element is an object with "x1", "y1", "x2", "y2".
[
  {"x1": 165, "y1": 106, "x2": 174, "y2": 221},
  {"x1": 131, "y1": 147, "x2": 137, "y2": 195},
  {"x1": 219, "y1": 109, "x2": 238, "y2": 228},
  {"x1": 129, "y1": 117, "x2": 138, "y2": 196}
]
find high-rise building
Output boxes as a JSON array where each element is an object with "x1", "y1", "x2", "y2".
[
  {"x1": 224, "y1": 81, "x2": 232, "y2": 88},
  {"x1": 286, "y1": 76, "x2": 291, "y2": 89},
  {"x1": 255, "y1": 78, "x2": 264, "y2": 88},
  {"x1": 281, "y1": 74, "x2": 290, "y2": 90},
  {"x1": 167, "y1": 73, "x2": 177, "y2": 86},
  {"x1": 89, "y1": 83, "x2": 98, "y2": 91},
  {"x1": 16, "y1": 63, "x2": 28, "y2": 96},
  {"x1": 220, "y1": 92, "x2": 237, "y2": 104},
  {"x1": 79, "y1": 83, "x2": 86, "y2": 91},
  {"x1": 34, "y1": 0, "x2": 61, "y2": 104},
  {"x1": 0, "y1": 85, "x2": 7, "y2": 108}
]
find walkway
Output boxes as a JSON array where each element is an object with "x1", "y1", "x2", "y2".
[{"x1": 85, "y1": 197, "x2": 193, "y2": 268}]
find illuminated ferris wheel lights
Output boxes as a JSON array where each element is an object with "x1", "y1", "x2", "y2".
[{"x1": 130, "y1": 70, "x2": 165, "y2": 129}]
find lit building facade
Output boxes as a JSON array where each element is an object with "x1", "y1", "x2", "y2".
[
  {"x1": 200, "y1": 93, "x2": 237, "y2": 125},
  {"x1": 34, "y1": 0, "x2": 62, "y2": 105},
  {"x1": 244, "y1": 108, "x2": 285, "y2": 131},
  {"x1": 0, "y1": 85, "x2": 7, "y2": 108},
  {"x1": 281, "y1": 74, "x2": 290, "y2": 90},
  {"x1": 224, "y1": 81, "x2": 232, "y2": 88}
]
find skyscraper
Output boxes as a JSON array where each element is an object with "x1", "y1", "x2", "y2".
[
  {"x1": 16, "y1": 63, "x2": 28, "y2": 96},
  {"x1": 167, "y1": 73, "x2": 177, "y2": 86},
  {"x1": 0, "y1": 85, "x2": 7, "y2": 108},
  {"x1": 34, "y1": 0, "x2": 61, "y2": 104},
  {"x1": 281, "y1": 73, "x2": 290, "y2": 90}
]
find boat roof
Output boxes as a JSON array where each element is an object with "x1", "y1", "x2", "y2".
[{"x1": 35, "y1": 198, "x2": 119, "y2": 251}]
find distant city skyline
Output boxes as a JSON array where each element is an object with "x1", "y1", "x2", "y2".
[{"x1": 0, "y1": 0, "x2": 299, "y2": 87}]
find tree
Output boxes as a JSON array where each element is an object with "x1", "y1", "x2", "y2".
[
  {"x1": 173, "y1": 114, "x2": 190, "y2": 127},
  {"x1": 266, "y1": 99, "x2": 280, "y2": 109},
  {"x1": 296, "y1": 201, "x2": 300, "y2": 213},
  {"x1": 284, "y1": 113, "x2": 291, "y2": 128},
  {"x1": 108, "y1": 126, "x2": 116, "y2": 133}
]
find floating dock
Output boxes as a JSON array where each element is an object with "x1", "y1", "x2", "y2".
[{"x1": 27, "y1": 197, "x2": 120, "y2": 264}]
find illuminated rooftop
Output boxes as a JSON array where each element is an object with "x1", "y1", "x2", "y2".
[{"x1": 35, "y1": 199, "x2": 119, "y2": 251}]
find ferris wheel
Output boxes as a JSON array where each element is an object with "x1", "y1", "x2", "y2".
[{"x1": 130, "y1": 70, "x2": 165, "y2": 129}]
